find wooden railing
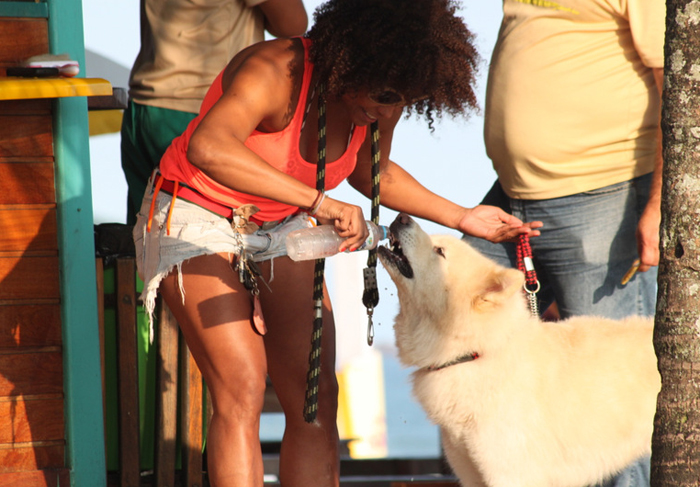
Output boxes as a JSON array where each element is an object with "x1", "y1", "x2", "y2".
[{"x1": 96, "y1": 256, "x2": 204, "y2": 487}]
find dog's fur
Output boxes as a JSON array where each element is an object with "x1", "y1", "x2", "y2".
[{"x1": 378, "y1": 213, "x2": 660, "y2": 487}]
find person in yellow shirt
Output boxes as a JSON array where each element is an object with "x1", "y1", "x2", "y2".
[{"x1": 463, "y1": 1, "x2": 664, "y2": 485}]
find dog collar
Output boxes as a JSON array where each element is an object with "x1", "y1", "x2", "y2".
[{"x1": 426, "y1": 352, "x2": 480, "y2": 372}]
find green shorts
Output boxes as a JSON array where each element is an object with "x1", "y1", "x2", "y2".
[{"x1": 120, "y1": 101, "x2": 197, "y2": 224}]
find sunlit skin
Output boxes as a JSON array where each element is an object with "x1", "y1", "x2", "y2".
[{"x1": 157, "y1": 34, "x2": 542, "y2": 487}]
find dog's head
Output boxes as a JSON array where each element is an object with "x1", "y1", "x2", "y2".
[{"x1": 378, "y1": 213, "x2": 526, "y2": 365}]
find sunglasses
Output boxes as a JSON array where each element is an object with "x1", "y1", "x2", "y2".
[{"x1": 368, "y1": 88, "x2": 406, "y2": 106}]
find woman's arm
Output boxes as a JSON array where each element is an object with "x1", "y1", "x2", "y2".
[
  {"x1": 347, "y1": 114, "x2": 541, "y2": 243},
  {"x1": 186, "y1": 39, "x2": 368, "y2": 246}
]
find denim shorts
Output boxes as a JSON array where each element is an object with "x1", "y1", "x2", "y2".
[
  {"x1": 462, "y1": 174, "x2": 658, "y2": 319},
  {"x1": 133, "y1": 180, "x2": 313, "y2": 330}
]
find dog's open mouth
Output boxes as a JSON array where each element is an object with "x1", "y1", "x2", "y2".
[{"x1": 378, "y1": 234, "x2": 414, "y2": 278}]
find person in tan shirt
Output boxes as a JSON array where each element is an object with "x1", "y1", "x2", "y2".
[
  {"x1": 463, "y1": 1, "x2": 664, "y2": 484},
  {"x1": 121, "y1": 0, "x2": 308, "y2": 224}
]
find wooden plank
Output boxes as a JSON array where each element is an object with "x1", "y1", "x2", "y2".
[
  {"x1": 88, "y1": 87, "x2": 128, "y2": 110},
  {"x1": 340, "y1": 458, "x2": 450, "y2": 477},
  {"x1": 264, "y1": 478, "x2": 459, "y2": 487},
  {"x1": 0, "y1": 3, "x2": 49, "y2": 19},
  {"x1": 115, "y1": 258, "x2": 140, "y2": 487},
  {"x1": 0, "y1": 469, "x2": 70, "y2": 487},
  {"x1": 0, "y1": 442, "x2": 64, "y2": 472},
  {"x1": 180, "y1": 340, "x2": 203, "y2": 487},
  {"x1": 0, "y1": 208, "x2": 57, "y2": 251},
  {"x1": 0, "y1": 352, "x2": 63, "y2": 396},
  {"x1": 0, "y1": 163, "x2": 55, "y2": 205},
  {"x1": 0, "y1": 19, "x2": 48, "y2": 65},
  {"x1": 390, "y1": 482, "x2": 459, "y2": 487},
  {"x1": 0, "y1": 396, "x2": 64, "y2": 444},
  {"x1": 0, "y1": 115, "x2": 53, "y2": 158},
  {"x1": 0, "y1": 256, "x2": 59, "y2": 300},
  {"x1": 0, "y1": 77, "x2": 112, "y2": 101},
  {"x1": 154, "y1": 301, "x2": 179, "y2": 487},
  {"x1": 0, "y1": 99, "x2": 51, "y2": 115},
  {"x1": 95, "y1": 258, "x2": 108, "y2": 470},
  {"x1": 0, "y1": 304, "x2": 61, "y2": 348}
]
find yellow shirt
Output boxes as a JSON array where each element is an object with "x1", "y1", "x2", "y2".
[
  {"x1": 128, "y1": 0, "x2": 266, "y2": 114},
  {"x1": 484, "y1": 0, "x2": 665, "y2": 199}
]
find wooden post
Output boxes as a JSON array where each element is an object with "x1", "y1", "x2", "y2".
[
  {"x1": 95, "y1": 258, "x2": 107, "y2": 468},
  {"x1": 154, "y1": 301, "x2": 179, "y2": 487},
  {"x1": 116, "y1": 258, "x2": 140, "y2": 487},
  {"x1": 180, "y1": 338, "x2": 203, "y2": 487}
]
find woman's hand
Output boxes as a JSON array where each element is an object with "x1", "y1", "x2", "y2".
[
  {"x1": 314, "y1": 196, "x2": 369, "y2": 252},
  {"x1": 459, "y1": 205, "x2": 542, "y2": 243}
]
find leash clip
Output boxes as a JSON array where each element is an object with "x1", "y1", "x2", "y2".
[{"x1": 523, "y1": 280, "x2": 540, "y2": 317}]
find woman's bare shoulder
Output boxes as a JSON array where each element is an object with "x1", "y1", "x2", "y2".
[
  {"x1": 223, "y1": 38, "x2": 303, "y2": 86},
  {"x1": 219, "y1": 38, "x2": 305, "y2": 129}
]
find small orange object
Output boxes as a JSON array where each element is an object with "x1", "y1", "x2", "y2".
[
  {"x1": 146, "y1": 176, "x2": 164, "y2": 233},
  {"x1": 621, "y1": 259, "x2": 640, "y2": 286}
]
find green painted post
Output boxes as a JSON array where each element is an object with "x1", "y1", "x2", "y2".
[{"x1": 47, "y1": 1, "x2": 107, "y2": 485}]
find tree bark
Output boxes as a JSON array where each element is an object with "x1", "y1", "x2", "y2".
[{"x1": 651, "y1": 1, "x2": 700, "y2": 485}]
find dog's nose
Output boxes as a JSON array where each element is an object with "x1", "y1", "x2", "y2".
[{"x1": 397, "y1": 212, "x2": 412, "y2": 226}]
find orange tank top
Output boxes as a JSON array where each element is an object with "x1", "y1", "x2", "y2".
[{"x1": 159, "y1": 37, "x2": 367, "y2": 222}]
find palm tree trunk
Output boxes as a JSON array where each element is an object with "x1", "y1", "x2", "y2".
[{"x1": 651, "y1": 1, "x2": 700, "y2": 484}]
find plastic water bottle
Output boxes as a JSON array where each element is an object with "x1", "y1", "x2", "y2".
[{"x1": 285, "y1": 221, "x2": 389, "y2": 261}]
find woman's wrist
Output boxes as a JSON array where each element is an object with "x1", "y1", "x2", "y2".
[
  {"x1": 305, "y1": 190, "x2": 326, "y2": 216},
  {"x1": 445, "y1": 205, "x2": 472, "y2": 232}
]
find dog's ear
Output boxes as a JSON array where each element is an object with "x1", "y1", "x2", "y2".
[{"x1": 473, "y1": 268, "x2": 525, "y2": 310}]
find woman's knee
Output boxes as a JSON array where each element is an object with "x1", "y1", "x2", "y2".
[{"x1": 208, "y1": 371, "x2": 268, "y2": 421}]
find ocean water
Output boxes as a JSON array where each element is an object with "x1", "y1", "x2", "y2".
[
  {"x1": 381, "y1": 350, "x2": 441, "y2": 458},
  {"x1": 259, "y1": 350, "x2": 441, "y2": 459}
]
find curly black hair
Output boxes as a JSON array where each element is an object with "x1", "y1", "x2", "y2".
[{"x1": 305, "y1": 0, "x2": 480, "y2": 127}]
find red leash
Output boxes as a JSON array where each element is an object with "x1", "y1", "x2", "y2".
[{"x1": 516, "y1": 234, "x2": 540, "y2": 317}]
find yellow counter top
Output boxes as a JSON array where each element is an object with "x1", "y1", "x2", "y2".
[{"x1": 0, "y1": 76, "x2": 112, "y2": 101}]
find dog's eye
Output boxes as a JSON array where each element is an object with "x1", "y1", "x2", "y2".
[{"x1": 434, "y1": 246, "x2": 446, "y2": 259}]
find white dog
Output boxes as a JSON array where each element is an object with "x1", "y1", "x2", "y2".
[{"x1": 377, "y1": 213, "x2": 660, "y2": 487}]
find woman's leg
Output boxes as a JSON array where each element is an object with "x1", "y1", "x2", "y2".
[
  {"x1": 259, "y1": 257, "x2": 340, "y2": 487},
  {"x1": 159, "y1": 253, "x2": 267, "y2": 487}
]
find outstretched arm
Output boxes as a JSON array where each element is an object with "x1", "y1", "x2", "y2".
[{"x1": 347, "y1": 116, "x2": 541, "y2": 243}]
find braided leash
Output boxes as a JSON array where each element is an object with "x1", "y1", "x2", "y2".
[
  {"x1": 303, "y1": 91, "x2": 382, "y2": 422},
  {"x1": 362, "y1": 121, "x2": 381, "y2": 346},
  {"x1": 303, "y1": 83, "x2": 327, "y2": 423},
  {"x1": 516, "y1": 234, "x2": 540, "y2": 317}
]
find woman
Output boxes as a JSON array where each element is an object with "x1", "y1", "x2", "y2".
[{"x1": 134, "y1": 0, "x2": 541, "y2": 485}]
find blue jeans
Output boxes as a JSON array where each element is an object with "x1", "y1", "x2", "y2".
[
  {"x1": 596, "y1": 455, "x2": 650, "y2": 487},
  {"x1": 462, "y1": 175, "x2": 658, "y2": 319},
  {"x1": 463, "y1": 175, "x2": 656, "y2": 487}
]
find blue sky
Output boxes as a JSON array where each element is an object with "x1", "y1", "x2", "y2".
[{"x1": 82, "y1": 0, "x2": 504, "y2": 350}]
